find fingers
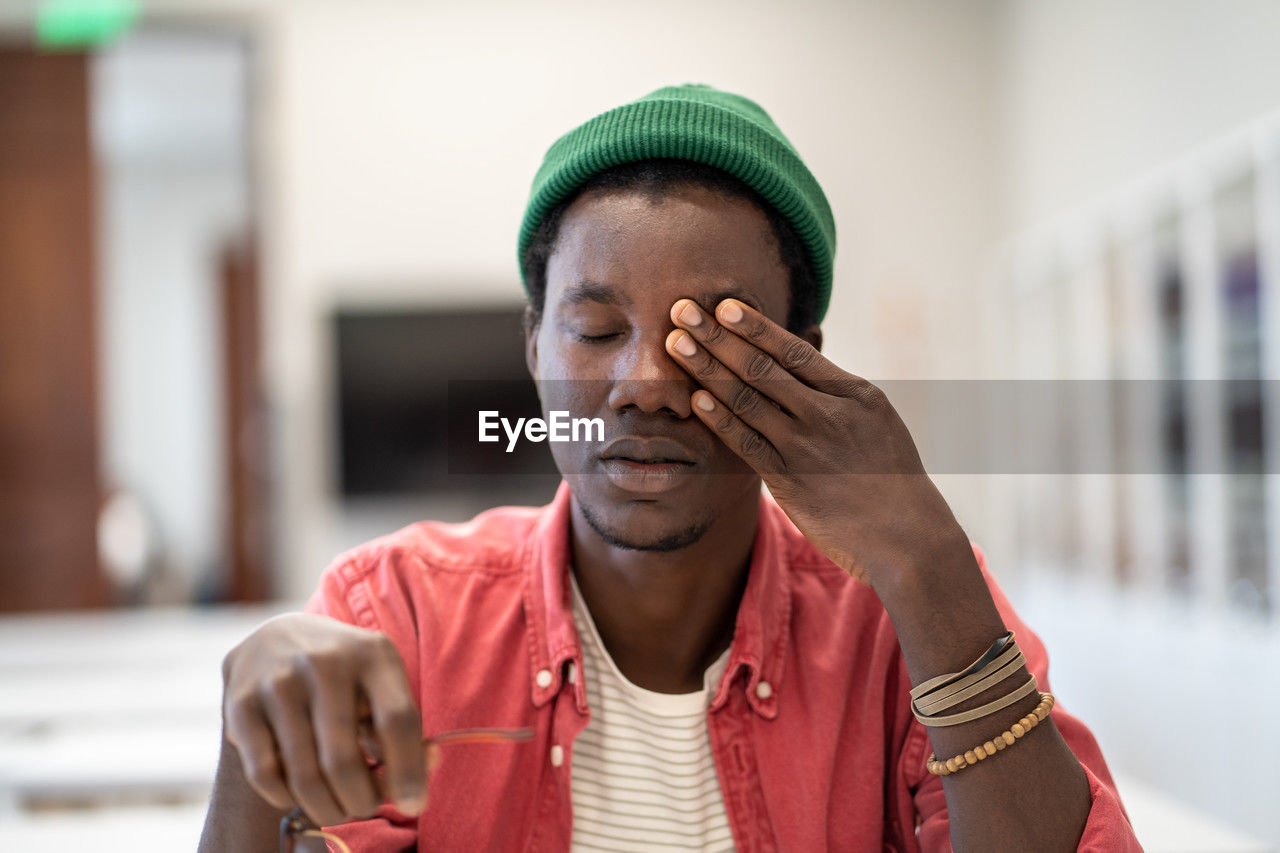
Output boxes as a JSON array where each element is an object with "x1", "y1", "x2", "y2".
[
  {"x1": 358, "y1": 638, "x2": 428, "y2": 816},
  {"x1": 223, "y1": 693, "x2": 294, "y2": 811},
  {"x1": 690, "y1": 297, "x2": 854, "y2": 398},
  {"x1": 688, "y1": 388, "x2": 784, "y2": 473},
  {"x1": 221, "y1": 620, "x2": 426, "y2": 831},
  {"x1": 665, "y1": 327, "x2": 792, "y2": 442},
  {"x1": 305, "y1": 659, "x2": 384, "y2": 820},
  {"x1": 258, "y1": 670, "x2": 349, "y2": 827},
  {"x1": 669, "y1": 299, "x2": 809, "y2": 414}
]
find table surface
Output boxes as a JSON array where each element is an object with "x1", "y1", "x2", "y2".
[{"x1": 0, "y1": 604, "x2": 1270, "y2": 852}]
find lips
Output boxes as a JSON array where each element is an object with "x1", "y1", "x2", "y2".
[
  {"x1": 598, "y1": 436, "x2": 696, "y2": 465},
  {"x1": 596, "y1": 436, "x2": 697, "y2": 494}
]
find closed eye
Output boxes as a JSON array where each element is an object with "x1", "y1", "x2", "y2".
[{"x1": 573, "y1": 332, "x2": 621, "y2": 343}]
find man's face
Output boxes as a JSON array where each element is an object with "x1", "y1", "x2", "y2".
[{"x1": 525, "y1": 183, "x2": 792, "y2": 551}]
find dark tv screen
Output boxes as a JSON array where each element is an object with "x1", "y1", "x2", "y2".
[{"x1": 333, "y1": 306, "x2": 561, "y2": 498}]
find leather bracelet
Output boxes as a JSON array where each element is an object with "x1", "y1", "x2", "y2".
[
  {"x1": 913, "y1": 649, "x2": 1027, "y2": 716},
  {"x1": 912, "y1": 637, "x2": 1024, "y2": 709},
  {"x1": 912, "y1": 672, "x2": 1040, "y2": 727},
  {"x1": 909, "y1": 630, "x2": 1015, "y2": 702}
]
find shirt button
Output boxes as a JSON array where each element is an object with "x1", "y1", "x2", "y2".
[
  {"x1": 535, "y1": 669, "x2": 553, "y2": 689},
  {"x1": 756, "y1": 680, "x2": 773, "y2": 700},
  {"x1": 549, "y1": 744, "x2": 564, "y2": 767}
]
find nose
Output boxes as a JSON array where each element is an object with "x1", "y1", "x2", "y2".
[{"x1": 606, "y1": 331, "x2": 695, "y2": 418}]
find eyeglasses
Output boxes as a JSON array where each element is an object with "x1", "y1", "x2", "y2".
[{"x1": 279, "y1": 726, "x2": 534, "y2": 853}]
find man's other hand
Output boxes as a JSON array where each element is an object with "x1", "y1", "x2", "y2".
[{"x1": 220, "y1": 613, "x2": 428, "y2": 827}]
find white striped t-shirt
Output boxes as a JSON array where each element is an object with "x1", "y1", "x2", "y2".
[{"x1": 567, "y1": 574, "x2": 735, "y2": 852}]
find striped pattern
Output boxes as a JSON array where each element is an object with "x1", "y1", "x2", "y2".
[{"x1": 568, "y1": 575, "x2": 735, "y2": 852}]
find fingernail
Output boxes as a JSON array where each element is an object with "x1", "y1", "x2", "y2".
[
  {"x1": 695, "y1": 393, "x2": 716, "y2": 412},
  {"x1": 678, "y1": 302, "x2": 702, "y2": 326},
  {"x1": 718, "y1": 300, "x2": 743, "y2": 324},
  {"x1": 673, "y1": 332, "x2": 697, "y2": 357}
]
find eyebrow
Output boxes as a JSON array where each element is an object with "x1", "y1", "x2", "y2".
[
  {"x1": 698, "y1": 287, "x2": 764, "y2": 314},
  {"x1": 562, "y1": 279, "x2": 631, "y2": 307},
  {"x1": 560, "y1": 279, "x2": 764, "y2": 313}
]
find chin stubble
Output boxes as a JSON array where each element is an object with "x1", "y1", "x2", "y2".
[{"x1": 577, "y1": 499, "x2": 716, "y2": 552}]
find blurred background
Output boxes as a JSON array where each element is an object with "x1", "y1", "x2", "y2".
[{"x1": 1, "y1": 0, "x2": 1278, "y2": 849}]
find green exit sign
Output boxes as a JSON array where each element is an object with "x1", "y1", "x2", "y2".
[{"x1": 37, "y1": 0, "x2": 140, "y2": 50}]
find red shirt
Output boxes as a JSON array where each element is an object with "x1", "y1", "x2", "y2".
[{"x1": 304, "y1": 481, "x2": 1141, "y2": 851}]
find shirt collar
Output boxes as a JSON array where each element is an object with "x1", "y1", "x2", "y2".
[{"x1": 521, "y1": 480, "x2": 792, "y2": 719}]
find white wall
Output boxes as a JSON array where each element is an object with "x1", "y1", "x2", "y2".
[{"x1": 998, "y1": 0, "x2": 1280, "y2": 229}]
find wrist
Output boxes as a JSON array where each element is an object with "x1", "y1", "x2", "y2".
[
  {"x1": 870, "y1": 530, "x2": 1008, "y2": 686},
  {"x1": 868, "y1": 521, "x2": 975, "y2": 611}
]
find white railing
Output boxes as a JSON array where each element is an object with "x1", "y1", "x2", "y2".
[
  {"x1": 981, "y1": 112, "x2": 1280, "y2": 843},
  {"x1": 986, "y1": 113, "x2": 1280, "y2": 626}
]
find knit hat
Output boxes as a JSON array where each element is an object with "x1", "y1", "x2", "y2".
[{"x1": 518, "y1": 84, "x2": 836, "y2": 323}]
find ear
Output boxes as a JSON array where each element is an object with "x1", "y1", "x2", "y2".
[
  {"x1": 522, "y1": 305, "x2": 540, "y2": 379},
  {"x1": 798, "y1": 323, "x2": 823, "y2": 353}
]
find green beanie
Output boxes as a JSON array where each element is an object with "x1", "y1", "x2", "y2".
[{"x1": 518, "y1": 84, "x2": 837, "y2": 323}]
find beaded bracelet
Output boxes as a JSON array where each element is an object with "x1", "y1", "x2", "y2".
[{"x1": 926, "y1": 691, "x2": 1055, "y2": 776}]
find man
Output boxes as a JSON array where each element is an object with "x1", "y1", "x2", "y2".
[{"x1": 199, "y1": 85, "x2": 1140, "y2": 851}]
